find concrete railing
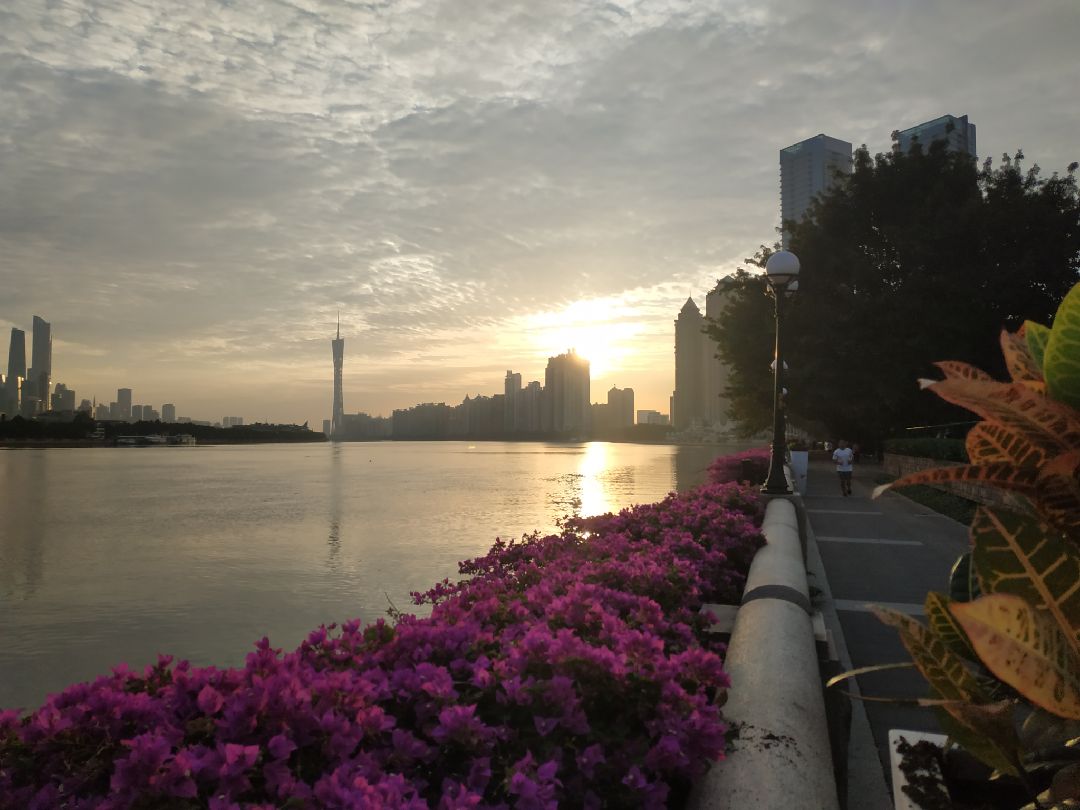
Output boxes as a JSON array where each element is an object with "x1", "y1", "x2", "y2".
[{"x1": 689, "y1": 497, "x2": 839, "y2": 810}]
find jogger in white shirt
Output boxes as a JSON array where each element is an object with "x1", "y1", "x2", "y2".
[{"x1": 832, "y1": 439, "x2": 855, "y2": 496}]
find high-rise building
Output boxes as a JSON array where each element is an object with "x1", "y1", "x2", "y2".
[
  {"x1": 331, "y1": 315, "x2": 344, "y2": 440},
  {"x1": 77, "y1": 398, "x2": 93, "y2": 414},
  {"x1": 161, "y1": 403, "x2": 176, "y2": 423},
  {"x1": 543, "y1": 350, "x2": 590, "y2": 435},
  {"x1": 223, "y1": 416, "x2": 244, "y2": 427},
  {"x1": 117, "y1": 388, "x2": 132, "y2": 421},
  {"x1": 673, "y1": 298, "x2": 705, "y2": 431},
  {"x1": 51, "y1": 383, "x2": 75, "y2": 412},
  {"x1": 503, "y1": 370, "x2": 522, "y2": 432},
  {"x1": 95, "y1": 402, "x2": 112, "y2": 420},
  {"x1": 607, "y1": 386, "x2": 634, "y2": 429},
  {"x1": 322, "y1": 419, "x2": 332, "y2": 436},
  {"x1": 780, "y1": 133, "x2": 853, "y2": 247},
  {"x1": 3, "y1": 328, "x2": 26, "y2": 416},
  {"x1": 895, "y1": 113, "x2": 976, "y2": 156},
  {"x1": 520, "y1": 381, "x2": 542, "y2": 433},
  {"x1": 28, "y1": 316, "x2": 52, "y2": 411}
]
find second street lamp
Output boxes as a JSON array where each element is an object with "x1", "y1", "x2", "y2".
[{"x1": 762, "y1": 250, "x2": 800, "y2": 495}]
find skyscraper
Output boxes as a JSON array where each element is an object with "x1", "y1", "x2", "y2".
[
  {"x1": 779, "y1": 133, "x2": 853, "y2": 247},
  {"x1": 4, "y1": 328, "x2": 26, "y2": 416},
  {"x1": 543, "y1": 350, "x2": 590, "y2": 435},
  {"x1": 607, "y1": 386, "x2": 634, "y2": 428},
  {"x1": 28, "y1": 315, "x2": 52, "y2": 411},
  {"x1": 51, "y1": 383, "x2": 75, "y2": 411},
  {"x1": 504, "y1": 370, "x2": 522, "y2": 432},
  {"x1": 895, "y1": 113, "x2": 976, "y2": 156},
  {"x1": 162, "y1": 403, "x2": 176, "y2": 423},
  {"x1": 331, "y1": 315, "x2": 344, "y2": 440},
  {"x1": 673, "y1": 298, "x2": 704, "y2": 431},
  {"x1": 117, "y1": 388, "x2": 132, "y2": 421}
]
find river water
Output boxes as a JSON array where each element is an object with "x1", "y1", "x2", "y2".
[{"x1": 0, "y1": 440, "x2": 743, "y2": 710}]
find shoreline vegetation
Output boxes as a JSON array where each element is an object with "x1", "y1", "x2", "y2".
[{"x1": 0, "y1": 450, "x2": 766, "y2": 808}]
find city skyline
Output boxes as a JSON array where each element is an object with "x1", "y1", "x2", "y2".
[{"x1": 2, "y1": 1, "x2": 1078, "y2": 428}]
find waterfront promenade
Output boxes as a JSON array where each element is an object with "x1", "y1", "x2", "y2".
[{"x1": 805, "y1": 458, "x2": 971, "y2": 801}]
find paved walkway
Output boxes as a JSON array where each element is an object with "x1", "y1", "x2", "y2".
[{"x1": 803, "y1": 458, "x2": 971, "y2": 799}]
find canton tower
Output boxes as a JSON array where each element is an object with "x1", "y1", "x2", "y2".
[{"x1": 331, "y1": 314, "x2": 344, "y2": 440}]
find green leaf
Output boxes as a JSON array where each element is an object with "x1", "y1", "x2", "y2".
[
  {"x1": 951, "y1": 594, "x2": 1080, "y2": 719},
  {"x1": 970, "y1": 507, "x2": 1080, "y2": 656},
  {"x1": 949, "y1": 552, "x2": 981, "y2": 603},
  {"x1": 1026, "y1": 321, "x2": 1051, "y2": 370},
  {"x1": 1045, "y1": 283, "x2": 1080, "y2": 410},
  {"x1": 926, "y1": 592, "x2": 977, "y2": 660},
  {"x1": 873, "y1": 606, "x2": 989, "y2": 703}
]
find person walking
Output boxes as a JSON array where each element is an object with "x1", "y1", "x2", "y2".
[{"x1": 833, "y1": 439, "x2": 855, "y2": 496}]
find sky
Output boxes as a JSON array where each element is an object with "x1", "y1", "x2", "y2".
[{"x1": 2, "y1": 0, "x2": 1079, "y2": 427}]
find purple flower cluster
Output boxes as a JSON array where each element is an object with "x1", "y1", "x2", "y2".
[
  {"x1": 706, "y1": 447, "x2": 771, "y2": 486},
  {"x1": 0, "y1": 482, "x2": 763, "y2": 809}
]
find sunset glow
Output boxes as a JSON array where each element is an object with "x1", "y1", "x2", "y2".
[{"x1": 522, "y1": 297, "x2": 644, "y2": 379}]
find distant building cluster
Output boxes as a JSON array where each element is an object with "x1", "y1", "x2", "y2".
[
  {"x1": 388, "y1": 351, "x2": 627, "y2": 440},
  {"x1": 328, "y1": 324, "x2": 644, "y2": 441},
  {"x1": 779, "y1": 113, "x2": 976, "y2": 246},
  {"x1": 2, "y1": 314, "x2": 242, "y2": 427}
]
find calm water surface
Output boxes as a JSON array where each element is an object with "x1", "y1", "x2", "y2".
[{"x1": 0, "y1": 441, "x2": 743, "y2": 710}]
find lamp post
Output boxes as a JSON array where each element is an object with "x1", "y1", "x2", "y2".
[{"x1": 762, "y1": 250, "x2": 800, "y2": 494}]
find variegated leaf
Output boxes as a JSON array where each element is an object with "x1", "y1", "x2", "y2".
[
  {"x1": 1001, "y1": 326, "x2": 1045, "y2": 383},
  {"x1": 873, "y1": 462, "x2": 1042, "y2": 501},
  {"x1": 965, "y1": 421, "x2": 1047, "y2": 467},
  {"x1": 951, "y1": 593, "x2": 1080, "y2": 719},
  {"x1": 1037, "y1": 451, "x2": 1080, "y2": 541},
  {"x1": 1045, "y1": 282, "x2": 1080, "y2": 410},
  {"x1": 970, "y1": 507, "x2": 1080, "y2": 656},
  {"x1": 936, "y1": 360, "x2": 994, "y2": 383},
  {"x1": 923, "y1": 372, "x2": 1080, "y2": 452},
  {"x1": 1026, "y1": 320, "x2": 1051, "y2": 370},
  {"x1": 925, "y1": 592, "x2": 977, "y2": 661},
  {"x1": 872, "y1": 606, "x2": 988, "y2": 703}
]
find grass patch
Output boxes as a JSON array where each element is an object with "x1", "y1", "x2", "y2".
[{"x1": 874, "y1": 474, "x2": 979, "y2": 525}]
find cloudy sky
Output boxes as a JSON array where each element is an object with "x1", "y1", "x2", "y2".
[{"x1": 2, "y1": 0, "x2": 1078, "y2": 426}]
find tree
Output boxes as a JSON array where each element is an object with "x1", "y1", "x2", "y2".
[{"x1": 706, "y1": 142, "x2": 1080, "y2": 445}]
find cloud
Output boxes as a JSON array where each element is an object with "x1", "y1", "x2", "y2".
[{"x1": 1, "y1": 0, "x2": 1078, "y2": 423}]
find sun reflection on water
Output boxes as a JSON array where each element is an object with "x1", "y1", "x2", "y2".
[{"x1": 578, "y1": 442, "x2": 614, "y2": 517}]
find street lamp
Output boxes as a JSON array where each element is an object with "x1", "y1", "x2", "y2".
[{"x1": 762, "y1": 250, "x2": 800, "y2": 494}]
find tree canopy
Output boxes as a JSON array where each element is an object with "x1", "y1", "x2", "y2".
[{"x1": 706, "y1": 141, "x2": 1080, "y2": 445}]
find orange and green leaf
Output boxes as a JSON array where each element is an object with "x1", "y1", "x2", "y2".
[
  {"x1": 873, "y1": 462, "x2": 1041, "y2": 501},
  {"x1": 872, "y1": 606, "x2": 988, "y2": 703},
  {"x1": 951, "y1": 594, "x2": 1080, "y2": 720},
  {"x1": 965, "y1": 422, "x2": 1047, "y2": 467},
  {"x1": 920, "y1": 373, "x2": 1080, "y2": 453},
  {"x1": 970, "y1": 507, "x2": 1080, "y2": 655},
  {"x1": 1001, "y1": 326, "x2": 1045, "y2": 383},
  {"x1": 925, "y1": 592, "x2": 977, "y2": 661}
]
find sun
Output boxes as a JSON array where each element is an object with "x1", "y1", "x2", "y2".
[{"x1": 523, "y1": 298, "x2": 640, "y2": 379}]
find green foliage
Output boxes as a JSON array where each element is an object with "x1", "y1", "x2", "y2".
[
  {"x1": 1045, "y1": 284, "x2": 1080, "y2": 409},
  {"x1": 836, "y1": 287, "x2": 1080, "y2": 803},
  {"x1": 883, "y1": 437, "x2": 969, "y2": 461},
  {"x1": 707, "y1": 146, "x2": 1080, "y2": 443}
]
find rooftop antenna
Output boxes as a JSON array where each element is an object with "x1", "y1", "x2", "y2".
[{"x1": 336, "y1": 310, "x2": 340, "y2": 340}]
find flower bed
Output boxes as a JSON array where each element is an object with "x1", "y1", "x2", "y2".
[
  {"x1": 0, "y1": 481, "x2": 764, "y2": 809},
  {"x1": 706, "y1": 446, "x2": 770, "y2": 486}
]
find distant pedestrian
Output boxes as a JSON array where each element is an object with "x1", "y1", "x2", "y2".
[{"x1": 833, "y1": 439, "x2": 855, "y2": 496}]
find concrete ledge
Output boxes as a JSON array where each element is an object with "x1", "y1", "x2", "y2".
[{"x1": 689, "y1": 497, "x2": 840, "y2": 810}]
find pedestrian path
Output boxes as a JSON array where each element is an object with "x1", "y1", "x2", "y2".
[{"x1": 803, "y1": 458, "x2": 970, "y2": 789}]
